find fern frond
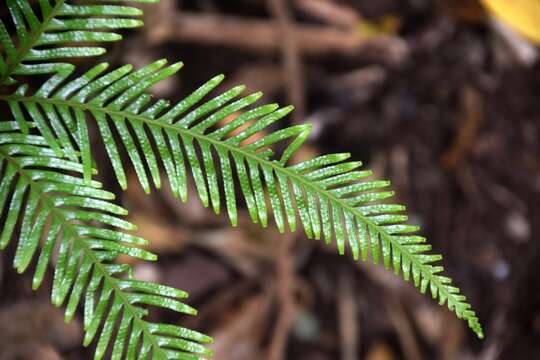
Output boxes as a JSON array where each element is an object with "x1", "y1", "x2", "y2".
[
  {"x1": 0, "y1": 121, "x2": 213, "y2": 359},
  {"x1": 0, "y1": 61, "x2": 484, "y2": 338},
  {"x1": 0, "y1": 0, "x2": 154, "y2": 85}
]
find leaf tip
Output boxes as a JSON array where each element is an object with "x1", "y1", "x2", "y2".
[
  {"x1": 252, "y1": 91, "x2": 264, "y2": 100},
  {"x1": 32, "y1": 279, "x2": 42, "y2": 291},
  {"x1": 283, "y1": 105, "x2": 295, "y2": 113},
  {"x1": 234, "y1": 84, "x2": 247, "y2": 93},
  {"x1": 95, "y1": 47, "x2": 107, "y2": 56},
  {"x1": 171, "y1": 61, "x2": 184, "y2": 71},
  {"x1": 214, "y1": 73, "x2": 226, "y2": 82},
  {"x1": 155, "y1": 58, "x2": 169, "y2": 67},
  {"x1": 132, "y1": 7, "x2": 144, "y2": 16},
  {"x1": 132, "y1": 19, "x2": 145, "y2": 28}
]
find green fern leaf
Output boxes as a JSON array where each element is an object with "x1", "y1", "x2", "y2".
[
  {"x1": 0, "y1": 0, "x2": 155, "y2": 85},
  {"x1": 0, "y1": 61, "x2": 484, "y2": 338},
  {"x1": 0, "y1": 121, "x2": 213, "y2": 359}
]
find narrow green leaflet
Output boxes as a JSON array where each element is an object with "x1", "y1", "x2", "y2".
[
  {"x1": 0, "y1": 61, "x2": 484, "y2": 338},
  {"x1": 0, "y1": 122, "x2": 213, "y2": 359},
  {"x1": 0, "y1": 0, "x2": 156, "y2": 85}
]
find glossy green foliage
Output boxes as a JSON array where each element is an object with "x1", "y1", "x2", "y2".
[
  {"x1": 0, "y1": 1, "x2": 483, "y2": 358},
  {"x1": 1, "y1": 59, "x2": 483, "y2": 338},
  {"x1": 0, "y1": 122, "x2": 212, "y2": 359},
  {"x1": 0, "y1": 0, "x2": 155, "y2": 85}
]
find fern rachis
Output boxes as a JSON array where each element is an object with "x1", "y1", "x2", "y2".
[
  {"x1": 0, "y1": 0, "x2": 484, "y2": 358},
  {"x1": 1, "y1": 59, "x2": 483, "y2": 337}
]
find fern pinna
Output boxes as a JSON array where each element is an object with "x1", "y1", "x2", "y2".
[
  {"x1": 0, "y1": 0, "x2": 483, "y2": 359},
  {"x1": 0, "y1": 121, "x2": 212, "y2": 358}
]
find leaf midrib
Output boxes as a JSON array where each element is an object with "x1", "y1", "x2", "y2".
[
  {"x1": 0, "y1": 145, "x2": 168, "y2": 360},
  {"x1": 0, "y1": 93, "x2": 467, "y2": 319}
]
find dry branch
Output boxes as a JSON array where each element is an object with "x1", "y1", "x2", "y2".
[{"x1": 146, "y1": 11, "x2": 408, "y2": 64}]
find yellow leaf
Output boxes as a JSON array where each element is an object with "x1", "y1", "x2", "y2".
[
  {"x1": 357, "y1": 15, "x2": 401, "y2": 37},
  {"x1": 481, "y1": 0, "x2": 540, "y2": 44}
]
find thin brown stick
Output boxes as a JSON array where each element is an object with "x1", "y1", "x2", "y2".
[
  {"x1": 267, "y1": 0, "x2": 305, "y2": 122},
  {"x1": 440, "y1": 85, "x2": 483, "y2": 170},
  {"x1": 146, "y1": 11, "x2": 408, "y2": 62},
  {"x1": 338, "y1": 268, "x2": 360, "y2": 360},
  {"x1": 267, "y1": 232, "x2": 297, "y2": 360},
  {"x1": 265, "y1": 1, "x2": 304, "y2": 356},
  {"x1": 385, "y1": 298, "x2": 423, "y2": 360},
  {"x1": 293, "y1": 0, "x2": 360, "y2": 29}
]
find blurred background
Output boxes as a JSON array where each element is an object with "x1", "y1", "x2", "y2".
[{"x1": 1, "y1": 0, "x2": 539, "y2": 359}]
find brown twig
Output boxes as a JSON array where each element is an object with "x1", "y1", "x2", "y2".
[
  {"x1": 267, "y1": 232, "x2": 297, "y2": 360},
  {"x1": 146, "y1": 11, "x2": 408, "y2": 65},
  {"x1": 267, "y1": 0, "x2": 306, "y2": 122},
  {"x1": 265, "y1": 1, "x2": 305, "y2": 357},
  {"x1": 440, "y1": 85, "x2": 483, "y2": 170},
  {"x1": 293, "y1": 0, "x2": 360, "y2": 29},
  {"x1": 385, "y1": 298, "x2": 423, "y2": 360},
  {"x1": 337, "y1": 268, "x2": 360, "y2": 360}
]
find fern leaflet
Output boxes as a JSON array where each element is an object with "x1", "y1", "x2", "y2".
[
  {"x1": 0, "y1": 121, "x2": 212, "y2": 359},
  {"x1": 0, "y1": 0, "x2": 154, "y2": 85},
  {"x1": 0, "y1": 60, "x2": 484, "y2": 338}
]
